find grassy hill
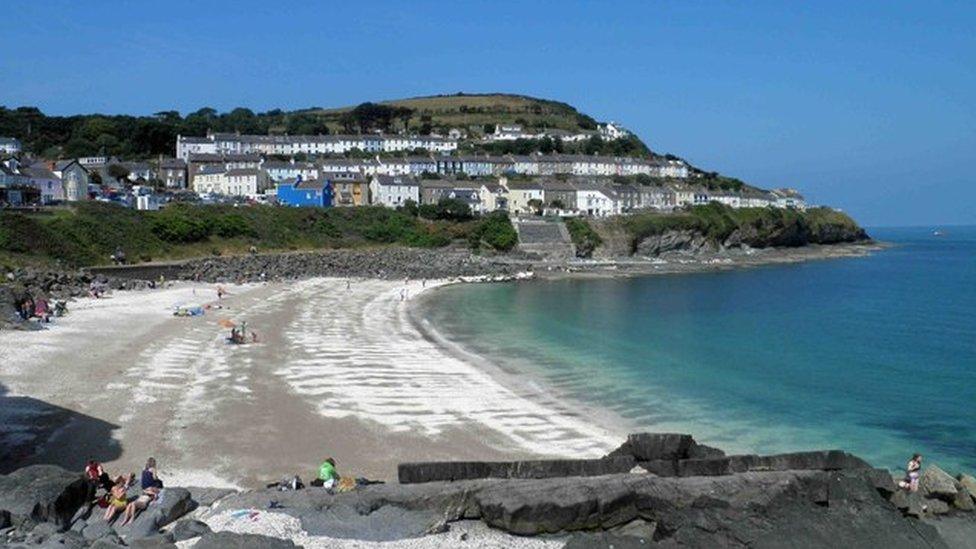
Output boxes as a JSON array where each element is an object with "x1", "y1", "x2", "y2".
[{"x1": 313, "y1": 93, "x2": 599, "y2": 133}]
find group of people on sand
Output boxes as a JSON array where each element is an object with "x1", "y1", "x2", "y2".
[
  {"x1": 15, "y1": 291, "x2": 64, "y2": 323},
  {"x1": 86, "y1": 457, "x2": 165, "y2": 527}
]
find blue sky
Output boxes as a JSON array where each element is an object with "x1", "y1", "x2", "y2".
[{"x1": 2, "y1": 1, "x2": 973, "y2": 226}]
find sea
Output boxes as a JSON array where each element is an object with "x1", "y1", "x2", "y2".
[{"x1": 418, "y1": 226, "x2": 976, "y2": 473}]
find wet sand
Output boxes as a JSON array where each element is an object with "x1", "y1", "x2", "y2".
[{"x1": 0, "y1": 278, "x2": 622, "y2": 488}]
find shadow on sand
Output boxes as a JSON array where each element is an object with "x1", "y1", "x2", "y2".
[{"x1": 0, "y1": 381, "x2": 122, "y2": 474}]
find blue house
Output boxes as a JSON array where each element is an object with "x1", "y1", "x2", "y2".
[{"x1": 276, "y1": 176, "x2": 333, "y2": 207}]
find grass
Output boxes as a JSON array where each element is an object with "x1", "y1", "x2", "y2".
[{"x1": 564, "y1": 218, "x2": 603, "y2": 258}]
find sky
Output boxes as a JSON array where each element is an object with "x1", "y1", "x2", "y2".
[{"x1": 2, "y1": 1, "x2": 974, "y2": 226}]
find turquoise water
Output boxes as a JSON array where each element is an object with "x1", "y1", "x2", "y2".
[{"x1": 419, "y1": 227, "x2": 976, "y2": 473}]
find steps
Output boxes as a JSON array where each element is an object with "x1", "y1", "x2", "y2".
[{"x1": 514, "y1": 218, "x2": 576, "y2": 261}]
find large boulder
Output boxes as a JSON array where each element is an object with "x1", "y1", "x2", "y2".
[
  {"x1": 0, "y1": 465, "x2": 89, "y2": 531},
  {"x1": 607, "y1": 433, "x2": 717, "y2": 461},
  {"x1": 187, "y1": 487, "x2": 237, "y2": 508},
  {"x1": 193, "y1": 531, "x2": 298, "y2": 548},
  {"x1": 919, "y1": 466, "x2": 959, "y2": 502},
  {"x1": 118, "y1": 487, "x2": 195, "y2": 540},
  {"x1": 639, "y1": 450, "x2": 871, "y2": 477},
  {"x1": 958, "y1": 474, "x2": 976, "y2": 500},
  {"x1": 398, "y1": 457, "x2": 635, "y2": 484},
  {"x1": 169, "y1": 518, "x2": 211, "y2": 541},
  {"x1": 953, "y1": 487, "x2": 975, "y2": 512}
]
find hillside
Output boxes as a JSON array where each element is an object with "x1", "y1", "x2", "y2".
[
  {"x1": 315, "y1": 93, "x2": 600, "y2": 133},
  {"x1": 0, "y1": 94, "x2": 624, "y2": 160}
]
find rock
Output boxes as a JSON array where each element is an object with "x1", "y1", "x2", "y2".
[
  {"x1": 563, "y1": 532, "x2": 651, "y2": 548},
  {"x1": 953, "y1": 487, "x2": 975, "y2": 511},
  {"x1": 958, "y1": 474, "x2": 976, "y2": 500},
  {"x1": 607, "y1": 433, "x2": 725, "y2": 463},
  {"x1": 119, "y1": 487, "x2": 195, "y2": 540},
  {"x1": 919, "y1": 466, "x2": 959, "y2": 502},
  {"x1": 169, "y1": 518, "x2": 211, "y2": 542},
  {"x1": 192, "y1": 531, "x2": 299, "y2": 548},
  {"x1": 81, "y1": 519, "x2": 113, "y2": 541},
  {"x1": 925, "y1": 499, "x2": 951, "y2": 515},
  {"x1": 0, "y1": 465, "x2": 89, "y2": 530},
  {"x1": 37, "y1": 531, "x2": 87, "y2": 548},
  {"x1": 128, "y1": 534, "x2": 177, "y2": 548},
  {"x1": 29, "y1": 522, "x2": 59, "y2": 543},
  {"x1": 639, "y1": 450, "x2": 871, "y2": 477},
  {"x1": 187, "y1": 486, "x2": 237, "y2": 508},
  {"x1": 89, "y1": 540, "x2": 126, "y2": 549},
  {"x1": 397, "y1": 457, "x2": 635, "y2": 484}
]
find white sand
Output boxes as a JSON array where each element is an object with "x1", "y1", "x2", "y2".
[{"x1": 0, "y1": 277, "x2": 623, "y2": 485}]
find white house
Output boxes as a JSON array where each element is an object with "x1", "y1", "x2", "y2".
[
  {"x1": 599, "y1": 122, "x2": 629, "y2": 140},
  {"x1": 503, "y1": 180, "x2": 544, "y2": 214},
  {"x1": 575, "y1": 183, "x2": 619, "y2": 217},
  {"x1": 369, "y1": 175, "x2": 420, "y2": 208},
  {"x1": 263, "y1": 160, "x2": 318, "y2": 182},
  {"x1": 479, "y1": 180, "x2": 509, "y2": 212},
  {"x1": 0, "y1": 137, "x2": 22, "y2": 154},
  {"x1": 771, "y1": 188, "x2": 806, "y2": 210}
]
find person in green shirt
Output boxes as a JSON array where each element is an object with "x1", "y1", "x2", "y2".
[{"x1": 315, "y1": 457, "x2": 338, "y2": 489}]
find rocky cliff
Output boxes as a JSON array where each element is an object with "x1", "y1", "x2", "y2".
[{"x1": 590, "y1": 205, "x2": 870, "y2": 259}]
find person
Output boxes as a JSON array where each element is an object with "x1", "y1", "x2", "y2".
[
  {"x1": 900, "y1": 454, "x2": 923, "y2": 492},
  {"x1": 119, "y1": 486, "x2": 159, "y2": 526},
  {"x1": 312, "y1": 457, "x2": 339, "y2": 489},
  {"x1": 103, "y1": 476, "x2": 133, "y2": 521},
  {"x1": 34, "y1": 297, "x2": 51, "y2": 323},
  {"x1": 141, "y1": 457, "x2": 163, "y2": 490},
  {"x1": 217, "y1": 286, "x2": 226, "y2": 300},
  {"x1": 85, "y1": 460, "x2": 113, "y2": 493}
]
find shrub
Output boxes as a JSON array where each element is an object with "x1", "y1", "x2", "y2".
[
  {"x1": 565, "y1": 218, "x2": 603, "y2": 258},
  {"x1": 470, "y1": 212, "x2": 518, "y2": 251}
]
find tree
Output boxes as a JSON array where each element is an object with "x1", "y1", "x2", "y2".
[
  {"x1": 527, "y1": 198, "x2": 544, "y2": 215},
  {"x1": 550, "y1": 199, "x2": 566, "y2": 209},
  {"x1": 107, "y1": 163, "x2": 130, "y2": 181},
  {"x1": 400, "y1": 199, "x2": 419, "y2": 217}
]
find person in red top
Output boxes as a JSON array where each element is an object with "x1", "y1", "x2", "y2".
[{"x1": 85, "y1": 460, "x2": 113, "y2": 492}]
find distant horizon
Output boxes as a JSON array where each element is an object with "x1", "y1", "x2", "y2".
[{"x1": 3, "y1": 1, "x2": 973, "y2": 227}]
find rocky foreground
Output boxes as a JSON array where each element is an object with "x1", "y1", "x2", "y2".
[{"x1": 2, "y1": 434, "x2": 975, "y2": 548}]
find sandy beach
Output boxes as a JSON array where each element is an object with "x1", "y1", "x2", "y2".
[{"x1": 0, "y1": 277, "x2": 623, "y2": 488}]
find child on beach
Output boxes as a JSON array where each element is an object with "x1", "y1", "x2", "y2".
[
  {"x1": 103, "y1": 475, "x2": 134, "y2": 522},
  {"x1": 312, "y1": 457, "x2": 339, "y2": 490}
]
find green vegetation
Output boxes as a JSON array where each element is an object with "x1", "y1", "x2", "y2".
[
  {"x1": 619, "y1": 203, "x2": 866, "y2": 253},
  {"x1": 467, "y1": 211, "x2": 518, "y2": 253},
  {"x1": 564, "y1": 218, "x2": 603, "y2": 258},
  {"x1": 0, "y1": 202, "x2": 516, "y2": 268},
  {"x1": 319, "y1": 93, "x2": 599, "y2": 134},
  {"x1": 0, "y1": 94, "x2": 650, "y2": 159}
]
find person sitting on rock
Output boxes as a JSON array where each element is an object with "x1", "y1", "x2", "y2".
[
  {"x1": 85, "y1": 459, "x2": 113, "y2": 494},
  {"x1": 119, "y1": 486, "x2": 159, "y2": 526},
  {"x1": 103, "y1": 475, "x2": 134, "y2": 522},
  {"x1": 141, "y1": 457, "x2": 164, "y2": 490},
  {"x1": 311, "y1": 457, "x2": 339, "y2": 489}
]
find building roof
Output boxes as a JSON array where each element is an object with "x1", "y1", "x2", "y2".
[
  {"x1": 506, "y1": 180, "x2": 544, "y2": 191},
  {"x1": 54, "y1": 159, "x2": 84, "y2": 172},
  {"x1": 196, "y1": 165, "x2": 227, "y2": 175},
  {"x1": 225, "y1": 168, "x2": 261, "y2": 177},
  {"x1": 374, "y1": 174, "x2": 419, "y2": 187},
  {"x1": 159, "y1": 158, "x2": 187, "y2": 169},
  {"x1": 22, "y1": 165, "x2": 58, "y2": 179}
]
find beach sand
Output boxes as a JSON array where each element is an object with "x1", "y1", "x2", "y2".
[{"x1": 0, "y1": 278, "x2": 622, "y2": 487}]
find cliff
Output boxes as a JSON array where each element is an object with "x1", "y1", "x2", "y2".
[{"x1": 584, "y1": 203, "x2": 869, "y2": 259}]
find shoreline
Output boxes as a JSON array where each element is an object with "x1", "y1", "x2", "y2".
[{"x1": 0, "y1": 240, "x2": 885, "y2": 487}]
